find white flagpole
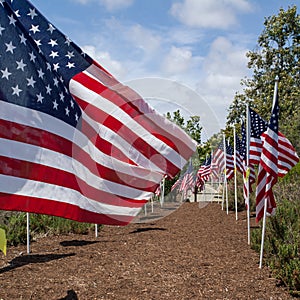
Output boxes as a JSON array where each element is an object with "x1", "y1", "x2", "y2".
[
  {"x1": 259, "y1": 77, "x2": 279, "y2": 268},
  {"x1": 160, "y1": 176, "x2": 165, "y2": 207},
  {"x1": 259, "y1": 197, "x2": 268, "y2": 268},
  {"x1": 233, "y1": 125, "x2": 238, "y2": 220},
  {"x1": 223, "y1": 134, "x2": 229, "y2": 215},
  {"x1": 26, "y1": 212, "x2": 30, "y2": 254},
  {"x1": 221, "y1": 174, "x2": 225, "y2": 210},
  {"x1": 246, "y1": 104, "x2": 251, "y2": 245},
  {"x1": 151, "y1": 196, "x2": 154, "y2": 213},
  {"x1": 95, "y1": 224, "x2": 98, "y2": 238},
  {"x1": 225, "y1": 173, "x2": 229, "y2": 215}
]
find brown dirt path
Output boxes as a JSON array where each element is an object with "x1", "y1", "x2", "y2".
[{"x1": 0, "y1": 203, "x2": 293, "y2": 299}]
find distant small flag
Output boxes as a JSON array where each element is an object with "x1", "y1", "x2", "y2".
[
  {"x1": 180, "y1": 160, "x2": 194, "y2": 194},
  {"x1": 0, "y1": 228, "x2": 7, "y2": 256},
  {"x1": 171, "y1": 175, "x2": 182, "y2": 192},
  {"x1": 212, "y1": 141, "x2": 234, "y2": 181}
]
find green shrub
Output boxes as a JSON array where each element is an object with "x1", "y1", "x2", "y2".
[
  {"x1": 265, "y1": 199, "x2": 300, "y2": 294},
  {"x1": 251, "y1": 162, "x2": 300, "y2": 296}
]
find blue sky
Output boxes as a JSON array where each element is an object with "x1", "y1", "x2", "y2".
[{"x1": 30, "y1": 0, "x2": 299, "y2": 139}]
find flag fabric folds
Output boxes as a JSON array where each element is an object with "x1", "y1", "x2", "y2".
[
  {"x1": 171, "y1": 175, "x2": 182, "y2": 192},
  {"x1": 235, "y1": 133, "x2": 245, "y2": 175},
  {"x1": 240, "y1": 122, "x2": 256, "y2": 198},
  {"x1": 180, "y1": 160, "x2": 195, "y2": 196},
  {"x1": 0, "y1": 1, "x2": 196, "y2": 225},
  {"x1": 255, "y1": 82, "x2": 299, "y2": 222},
  {"x1": 255, "y1": 88, "x2": 279, "y2": 222},
  {"x1": 225, "y1": 142, "x2": 234, "y2": 181},
  {"x1": 249, "y1": 108, "x2": 269, "y2": 165},
  {"x1": 211, "y1": 142, "x2": 225, "y2": 177},
  {"x1": 249, "y1": 108, "x2": 299, "y2": 176},
  {"x1": 196, "y1": 155, "x2": 211, "y2": 190},
  {"x1": 212, "y1": 141, "x2": 234, "y2": 181}
]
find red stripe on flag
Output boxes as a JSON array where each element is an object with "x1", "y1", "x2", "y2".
[
  {"x1": 74, "y1": 70, "x2": 194, "y2": 161},
  {"x1": 0, "y1": 193, "x2": 134, "y2": 225}
]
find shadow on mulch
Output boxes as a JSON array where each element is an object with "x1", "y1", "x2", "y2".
[
  {"x1": 58, "y1": 289, "x2": 79, "y2": 300},
  {"x1": 129, "y1": 227, "x2": 167, "y2": 234},
  {"x1": 0, "y1": 253, "x2": 75, "y2": 274},
  {"x1": 60, "y1": 240, "x2": 99, "y2": 247}
]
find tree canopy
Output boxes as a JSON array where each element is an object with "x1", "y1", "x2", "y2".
[{"x1": 226, "y1": 5, "x2": 300, "y2": 150}]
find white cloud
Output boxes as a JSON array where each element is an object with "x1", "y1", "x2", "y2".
[
  {"x1": 82, "y1": 45, "x2": 127, "y2": 78},
  {"x1": 205, "y1": 36, "x2": 248, "y2": 75},
  {"x1": 170, "y1": 0, "x2": 253, "y2": 29},
  {"x1": 195, "y1": 36, "x2": 250, "y2": 126},
  {"x1": 127, "y1": 24, "x2": 162, "y2": 56},
  {"x1": 71, "y1": 0, "x2": 134, "y2": 11},
  {"x1": 99, "y1": 0, "x2": 134, "y2": 11},
  {"x1": 168, "y1": 27, "x2": 205, "y2": 45},
  {"x1": 161, "y1": 46, "x2": 193, "y2": 75}
]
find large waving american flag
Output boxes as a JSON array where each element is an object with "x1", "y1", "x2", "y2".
[
  {"x1": 240, "y1": 122, "x2": 256, "y2": 207},
  {"x1": 0, "y1": 1, "x2": 196, "y2": 225},
  {"x1": 249, "y1": 108, "x2": 298, "y2": 177},
  {"x1": 255, "y1": 81, "x2": 299, "y2": 222},
  {"x1": 255, "y1": 84, "x2": 279, "y2": 222}
]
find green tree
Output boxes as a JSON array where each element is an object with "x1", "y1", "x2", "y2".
[
  {"x1": 164, "y1": 110, "x2": 203, "y2": 197},
  {"x1": 227, "y1": 5, "x2": 300, "y2": 150},
  {"x1": 166, "y1": 109, "x2": 185, "y2": 129},
  {"x1": 186, "y1": 115, "x2": 202, "y2": 148},
  {"x1": 166, "y1": 110, "x2": 202, "y2": 157}
]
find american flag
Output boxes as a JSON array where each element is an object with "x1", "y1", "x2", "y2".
[
  {"x1": 255, "y1": 81, "x2": 299, "y2": 222},
  {"x1": 171, "y1": 176, "x2": 182, "y2": 192},
  {"x1": 0, "y1": 1, "x2": 196, "y2": 225},
  {"x1": 235, "y1": 133, "x2": 245, "y2": 174},
  {"x1": 249, "y1": 107, "x2": 298, "y2": 177},
  {"x1": 211, "y1": 142, "x2": 225, "y2": 177},
  {"x1": 241, "y1": 122, "x2": 256, "y2": 199},
  {"x1": 196, "y1": 155, "x2": 211, "y2": 190},
  {"x1": 212, "y1": 140, "x2": 234, "y2": 181},
  {"x1": 249, "y1": 107, "x2": 268, "y2": 165},
  {"x1": 179, "y1": 160, "x2": 195, "y2": 195},
  {"x1": 255, "y1": 85, "x2": 279, "y2": 222},
  {"x1": 225, "y1": 141, "x2": 234, "y2": 181},
  {"x1": 197, "y1": 155, "x2": 211, "y2": 181}
]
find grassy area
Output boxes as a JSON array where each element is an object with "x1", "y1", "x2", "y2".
[{"x1": 0, "y1": 212, "x2": 97, "y2": 246}]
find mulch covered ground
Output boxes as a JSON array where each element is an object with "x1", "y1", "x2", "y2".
[{"x1": 0, "y1": 202, "x2": 294, "y2": 299}]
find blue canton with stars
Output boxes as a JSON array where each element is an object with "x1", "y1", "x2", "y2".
[
  {"x1": 235, "y1": 132, "x2": 244, "y2": 158},
  {"x1": 268, "y1": 90, "x2": 279, "y2": 133},
  {"x1": 203, "y1": 154, "x2": 211, "y2": 167},
  {"x1": 8, "y1": 0, "x2": 93, "y2": 84},
  {"x1": 249, "y1": 108, "x2": 268, "y2": 139},
  {"x1": 217, "y1": 140, "x2": 234, "y2": 156},
  {"x1": 240, "y1": 122, "x2": 247, "y2": 160},
  {"x1": 0, "y1": 0, "x2": 94, "y2": 127}
]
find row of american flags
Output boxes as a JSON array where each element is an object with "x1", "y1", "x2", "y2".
[
  {"x1": 0, "y1": 0, "x2": 298, "y2": 228},
  {"x1": 171, "y1": 83, "x2": 299, "y2": 222}
]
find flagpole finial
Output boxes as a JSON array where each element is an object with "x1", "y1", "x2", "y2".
[{"x1": 275, "y1": 75, "x2": 279, "y2": 82}]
